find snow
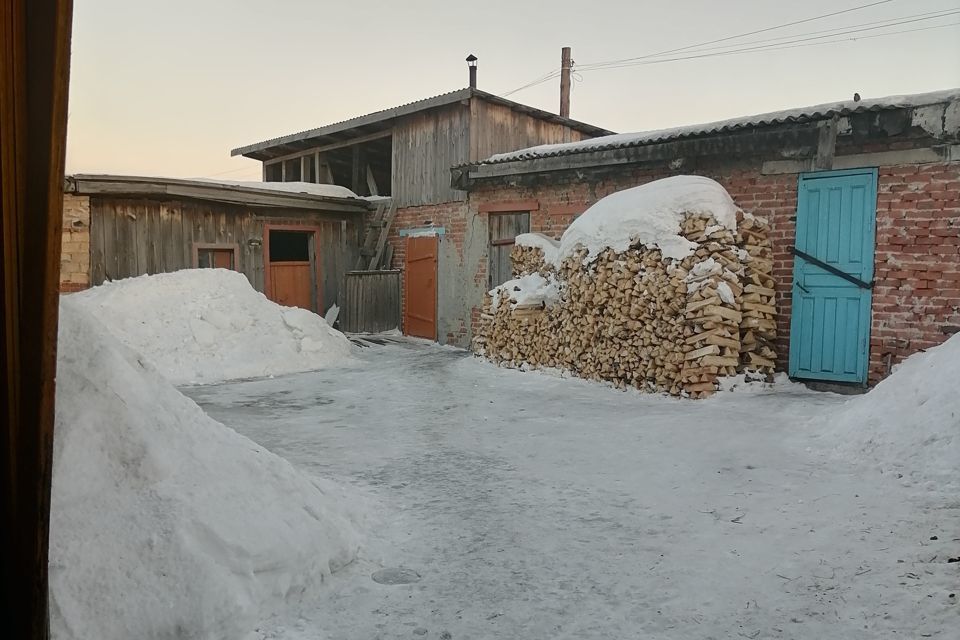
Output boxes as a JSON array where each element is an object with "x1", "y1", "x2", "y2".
[
  {"x1": 514, "y1": 232, "x2": 560, "y2": 264},
  {"x1": 716, "y1": 281, "x2": 735, "y2": 305},
  {"x1": 183, "y1": 340, "x2": 959, "y2": 639},
  {"x1": 486, "y1": 88, "x2": 960, "y2": 164},
  {"x1": 556, "y1": 176, "x2": 739, "y2": 264},
  {"x1": 488, "y1": 273, "x2": 561, "y2": 312},
  {"x1": 50, "y1": 298, "x2": 364, "y2": 640},
  {"x1": 820, "y1": 333, "x2": 960, "y2": 491},
  {"x1": 204, "y1": 179, "x2": 361, "y2": 200},
  {"x1": 69, "y1": 269, "x2": 354, "y2": 385}
]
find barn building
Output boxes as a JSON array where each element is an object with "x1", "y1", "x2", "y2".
[
  {"x1": 453, "y1": 88, "x2": 960, "y2": 385},
  {"x1": 231, "y1": 80, "x2": 613, "y2": 342},
  {"x1": 60, "y1": 175, "x2": 371, "y2": 318}
]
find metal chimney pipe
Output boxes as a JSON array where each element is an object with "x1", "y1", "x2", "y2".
[
  {"x1": 466, "y1": 54, "x2": 478, "y2": 89},
  {"x1": 560, "y1": 47, "x2": 571, "y2": 118}
]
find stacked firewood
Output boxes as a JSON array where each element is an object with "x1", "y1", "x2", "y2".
[
  {"x1": 736, "y1": 214, "x2": 778, "y2": 378},
  {"x1": 473, "y1": 214, "x2": 776, "y2": 398},
  {"x1": 676, "y1": 216, "x2": 745, "y2": 398}
]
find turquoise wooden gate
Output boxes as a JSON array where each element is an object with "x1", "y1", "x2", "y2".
[{"x1": 789, "y1": 168, "x2": 878, "y2": 383}]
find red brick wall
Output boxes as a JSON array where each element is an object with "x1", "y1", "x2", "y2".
[
  {"x1": 870, "y1": 163, "x2": 960, "y2": 381},
  {"x1": 467, "y1": 161, "x2": 960, "y2": 384}
]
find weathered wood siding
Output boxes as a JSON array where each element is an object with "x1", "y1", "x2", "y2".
[
  {"x1": 339, "y1": 270, "x2": 401, "y2": 333},
  {"x1": 469, "y1": 99, "x2": 589, "y2": 163},
  {"x1": 391, "y1": 103, "x2": 471, "y2": 207},
  {"x1": 88, "y1": 196, "x2": 361, "y2": 310}
]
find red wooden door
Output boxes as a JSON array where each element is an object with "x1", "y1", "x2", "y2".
[
  {"x1": 269, "y1": 262, "x2": 314, "y2": 310},
  {"x1": 404, "y1": 236, "x2": 438, "y2": 340}
]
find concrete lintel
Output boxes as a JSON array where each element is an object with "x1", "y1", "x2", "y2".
[
  {"x1": 399, "y1": 226, "x2": 445, "y2": 237},
  {"x1": 762, "y1": 145, "x2": 960, "y2": 175}
]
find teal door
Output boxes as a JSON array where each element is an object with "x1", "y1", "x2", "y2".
[{"x1": 789, "y1": 168, "x2": 877, "y2": 383}]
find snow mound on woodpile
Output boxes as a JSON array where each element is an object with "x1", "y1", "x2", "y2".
[
  {"x1": 489, "y1": 273, "x2": 562, "y2": 312},
  {"x1": 70, "y1": 269, "x2": 353, "y2": 385},
  {"x1": 515, "y1": 232, "x2": 560, "y2": 264},
  {"x1": 557, "y1": 175, "x2": 739, "y2": 264},
  {"x1": 824, "y1": 334, "x2": 960, "y2": 490},
  {"x1": 50, "y1": 298, "x2": 364, "y2": 640}
]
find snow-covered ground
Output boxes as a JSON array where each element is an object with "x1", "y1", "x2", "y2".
[{"x1": 185, "y1": 341, "x2": 959, "y2": 639}]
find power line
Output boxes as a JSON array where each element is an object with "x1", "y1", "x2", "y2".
[
  {"x1": 501, "y1": 68, "x2": 561, "y2": 97},
  {"x1": 578, "y1": 0, "x2": 900, "y2": 70},
  {"x1": 580, "y1": 8, "x2": 960, "y2": 65},
  {"x1": 577, "y1": 20, "x2": 960, "y2": 73},
  {"x1": 500, "y1": 0, "x2": 904, "y2": 98}
]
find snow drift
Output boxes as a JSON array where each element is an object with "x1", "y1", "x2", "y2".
[
  {"x1": 823, "y1": 333, "x2": 960, "y2": 490},
  {"x1": 50, "y1": 298, "x2": 363, "y2": 640},
  {"x1": 556, "y1": 175, "x2": 739, "y2": 264},
  {"x1": 70, "y1": 269, "x2": 353, "y2": 385}
]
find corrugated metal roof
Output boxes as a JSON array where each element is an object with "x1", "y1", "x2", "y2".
[
  {"x1": 231, "y1": 88, "x2": 615, "y2": 160},
  {"x1": 479, "y1": 88, "x2": 960, "y2": 166}
]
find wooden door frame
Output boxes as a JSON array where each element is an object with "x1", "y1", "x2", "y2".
[
  {"x1": 788, "y1": 167, "x2": 878, "y2": 384},
  {"x1": 263, "y1": 223, "x2": 323, "y2": 312},
  {"x1": 1, "y1": 0, "x2": 74, "y2": 637}
]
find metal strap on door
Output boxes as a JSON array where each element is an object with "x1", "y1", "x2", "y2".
[{"x1": 790, "y1": 246, "x2": 873, "y2": 290}]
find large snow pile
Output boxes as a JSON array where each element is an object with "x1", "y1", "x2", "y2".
[
  {"x1": 823, "y1": 334, "x2": 960, "y2": 490},
  {"x1": 70, "y1": 269, "x2": 353, "y2": 385},
  {"x1": 50, "y1": 298, "x2": 363, "y2": 640},
  {"x1": 556, "y1": 175, "x2": 739, "y2": 264}
]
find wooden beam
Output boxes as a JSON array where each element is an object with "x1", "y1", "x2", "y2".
[
  {"x1": 366, "y1": 165, "x2": 379, "y2": 196},
  {"x1": 351, "y1": 145, "x2": 362, "y2": 194},
  {"x1": 814, "y1": 116, "x2": 838, "y2": 170},
  {"x1": 261, "y1": 129, "x2": 393, "y2": 165},
  {"x1": 477, "y1": 199, "x2": 540, "y2": 213},
  {"x1": 1, "y1": 0, "x2": 74, "y2": 638}
]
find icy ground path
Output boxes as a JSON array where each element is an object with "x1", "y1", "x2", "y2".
[{"x1": 185, "y1": 342, "x2": 958, "y2": 640}]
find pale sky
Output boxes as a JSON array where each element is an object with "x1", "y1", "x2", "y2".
[{"x1": 65, "y1": 0, "x2": 960, "y2": 181}]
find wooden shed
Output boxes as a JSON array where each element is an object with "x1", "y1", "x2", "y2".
[{"x1": 61, "y1": 175, "x2": 372, "y2": 316}]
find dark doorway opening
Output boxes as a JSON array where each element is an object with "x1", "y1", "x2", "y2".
[{"x1": 269, "y1": 230, "x2": 310, "y2": 261}]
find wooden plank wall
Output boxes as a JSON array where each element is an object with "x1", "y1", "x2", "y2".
[
  {"x1": 469, "y1": 99, "x2": 589, "y2": 163},
  {"x1": 89, "y1": 197, "x2": 362, "y2": 310},
  {"x1": 339, "y1": 270, "x2": 401, "y2": 333},
  {"x1": 391, "y1": 103, "x2": 470, "y2": 207}
]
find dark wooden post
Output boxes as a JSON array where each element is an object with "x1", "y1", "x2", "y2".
[
  {"x1": 1, "y1": 0, "x2": 74, "y2": 638},
  {"x1": 560, "y1": 46, "x2": 571, "y2": 118}
]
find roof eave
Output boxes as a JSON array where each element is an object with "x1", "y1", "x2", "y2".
[
  {"x1": 65, "y1": 174, "x2": 373, "y2": 213},
  {"x1": 231, "y1": 88, "x2": 615, "y2": 160}
]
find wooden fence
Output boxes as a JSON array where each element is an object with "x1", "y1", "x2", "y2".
[{"x1": 339, "y1": 270, "x2": 402, "y2": 333}]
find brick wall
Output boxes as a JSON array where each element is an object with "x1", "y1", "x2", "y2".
[
  {"x1": 60, "y1": 194, "x2": 90, "y2": 292},
  {"x1": 870, "y1": 163, "x2": 960, "y2": 381},
  {"x1": 388, "y1": 201, "x2": 472, "y2": 343},
  {"x1": 466, "y1": 160, "x2": 960, "y2": 384}
]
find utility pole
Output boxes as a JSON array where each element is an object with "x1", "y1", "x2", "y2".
[{"x1": 560, "y1": 46, "x2": 572, "y2": 118}]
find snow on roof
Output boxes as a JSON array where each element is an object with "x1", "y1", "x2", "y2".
[
  {"x1": 557, "y1": 176, "x2": 739, "y2": 264},
  {"x1": 483, "y1": 88, "x2": 960, "y2": 165},
  {"x1": 208, "y1": 180, "x2": 360, "y2": 200}
]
